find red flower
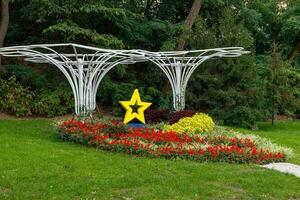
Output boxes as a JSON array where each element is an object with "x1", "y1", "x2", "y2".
[{"x1": 58, "y1": 120, "x2": 286, "y2": 164}]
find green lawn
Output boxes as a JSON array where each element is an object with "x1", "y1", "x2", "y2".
[
  {"x1": 0, "y1": 119, "x2": 300, "y2": 200},
  {"x1": 233, "y1": 121, "x2": 300, "y2": 165}
]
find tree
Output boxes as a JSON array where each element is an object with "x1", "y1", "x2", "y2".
[
  {"x1": 0, "y1": 0, "x2": 9, "y2": 67},
  {"x1": 186, "y1": 8, "x2": 267, "y2": 128},
  {"x1": 266, "y1": 44, "x2": 298, "y2": 126},
  {"x1": 3, "y1": 0, "x2": 300, "y2": 125},
  {"x1": 162, "y1": 0, "x2": 201, "y2": 94},
  {"x1": 280, "y1": 1, "x2": 300, "y2": 63},
  {"x1": 176, "y1": 0, "x2": 201, "y2": 51}
]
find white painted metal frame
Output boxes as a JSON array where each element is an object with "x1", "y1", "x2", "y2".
[
  {"x1": 138, "y1": 47, "x2": 249, "y2": 111},
  {"x1": 0, "y1": 43, "x2": 249, "y2": 115}
]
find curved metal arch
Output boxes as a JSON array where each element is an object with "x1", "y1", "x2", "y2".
[
  {"x1": 89, "y1": 56, "x2": 133, "y2": 111},
  {"x1": 0, "y1": 44, "x2": 140, "y2": 115},
  {"x1": 141, "y1": 56, "x2": 181, "y2": 111},
  {"x1": 3, "y1": 48, "x2": 81, "y2": 113},
  {"x1": 81, "y1": 52, "x2": 118, "y2": 112},
  {"x1": 135, "y1": 47, "x2": 249, "y2": 111},
  {"x1": 35, "y1": 46, "x2": 83, "y2": 113},
  {"x1": 182, "y1": 49, "x2": 244, "y2": 89},
  {"x1": 0, "y1": 43, "x2": 250, "y2": 115}
]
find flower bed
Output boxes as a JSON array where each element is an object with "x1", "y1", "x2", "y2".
[{"x1": 58, "y1": 120, "x2": 290, "y2": 164}]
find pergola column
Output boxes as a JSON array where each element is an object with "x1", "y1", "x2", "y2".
[
  {"x1": 71, "y1": 55, "x2": 136, "y2": 116},
  {"x1": 145, "y1": 48, "x2": 250, "y2": 111},
  {"x1": 145, "y1": 58, "x2": 199, "y2": 111}
]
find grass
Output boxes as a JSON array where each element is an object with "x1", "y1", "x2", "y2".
[
  {"x1": 0, "y1": 119, "x2": 299, "y2": 199},
  {"x1": 232, "y1": 120, "x2": 300, "y2": 165}
]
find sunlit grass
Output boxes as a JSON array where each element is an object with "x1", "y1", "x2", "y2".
[
  {"x1": 0, "y1": 119, "x2": 299, "y2": 199},
  {"x1": 232, "y1": 120, "x2": 300, "y2": 165}
]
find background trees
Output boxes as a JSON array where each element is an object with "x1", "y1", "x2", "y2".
[{"x1": 0, "y1": 0, "x2": 299, "y2": 127}]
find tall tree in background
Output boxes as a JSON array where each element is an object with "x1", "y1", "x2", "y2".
[
  {"x1": 187, "y1": 8, "x2": 266, "y2": 128},
  {"x1": 176, "y1": 0, "x2": 201, "y2": 51},
  {"x1": 0, "y1": 0, "x2": 10, "y2": 67},
  {"x1": 283, "y1": 1, "x2": 300, "y2": 63},
  {"x1": 1, "y1": 0, "x2": 299, "y2": 125},
  {"x1": 162, "y1": 0, "x2": 201, "y2": 94},
  {"x1": 266, "y1": 44, "x2": 294, "y2": 126}
]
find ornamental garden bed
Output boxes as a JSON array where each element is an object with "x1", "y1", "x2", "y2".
[{"x1": 58, "y1": 113, "x2": 293, "y2": 164}]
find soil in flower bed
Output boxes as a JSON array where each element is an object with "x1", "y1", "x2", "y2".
[{"x1": 58, "y1": 120, "x2": 287, "y2": 164}]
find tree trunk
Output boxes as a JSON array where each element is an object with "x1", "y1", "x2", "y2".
[
  {"x1": 0, "y1": 0, "x2": 10, "y2": 67},
  {"x1": 176, "y1": 0, "x2": 202, "y2": 51},
  {"x1": 162, "y1": 0, "x2": 202, "y2": 95},
  {"x1": 145, "y1": 0, "x2": 154, "y2": 19},
  {"x1": 288, "y1": 40, "x2": 300, "y2": 63}
]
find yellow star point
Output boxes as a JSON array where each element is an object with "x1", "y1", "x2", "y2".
[{"x1": 119, "y1": 89, "x2": 152, "y2": 124}]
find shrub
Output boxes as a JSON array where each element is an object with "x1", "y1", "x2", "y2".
[
  {"x1": 97, "y1": 76, "x2": 172, "y2": 112},
  {"x1": 164, "y1": 113, "x2": 215, "y2": 133},
  {"x1": 296, "y1": 110, "x2": 300, "y2": 119},
  {"x1": 4, "y1": 64, "x2": 48, "y2": 90},
  {"x1": 33, "y1": 85, "x2": 74, "y2": 117},
  {"x1": 58, "y1": 119, "x2": 289, "y2": 164},
  {"x1": 168, "y1": 110, "x2": 198, "y2": 124},
  {"x1": 144, "y1": 109, "x2": 169, "y2": 123},
  {"x1": 0, "y1": 76, "x2": 34, "y2": 116},
  {"x1": 0, "y1": 76, "x2": 74, "y2": 117}
]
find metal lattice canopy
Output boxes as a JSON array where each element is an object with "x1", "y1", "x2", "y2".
[{"x1": 0, "y1": 43, "x2": 249, "y2": 116}]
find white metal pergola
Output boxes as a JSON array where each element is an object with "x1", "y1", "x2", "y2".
[{"x1": 0, "y1": 43, "x2": 249, "y2": 116}]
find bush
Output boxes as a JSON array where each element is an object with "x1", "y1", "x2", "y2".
[
  {"x1": 33, "y1": 85, "x2": 74, "y2": 117},
  {"x1": 0, "y1": 76, "x2": 74, "y2": 117},
  {"x1": 145, "y1": 109, "x2": 169, "y2": 123},
  {"x1": 4, "y1": 64, "x2": 48, "y2": 90},
  {"x1": 164, "y1": 113, "x2": 215, "y2": 134},
  {"x1": 0, "y1": 76, "x2": 34, "y2": 116},
  {"x1": 296, "y1": 110, "x2": 300, "y2": 119},
  {"x1": 222, "y1": 106, "x2": 267, "y2": 128},
  {"x1": 168, "y1": 110, "x2": 198, "y2": 124}
]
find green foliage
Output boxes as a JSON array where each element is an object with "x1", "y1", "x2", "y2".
[
  {"x1": 33, "y1": 85, "x2": 74, "y2": 117},
  {"x1": 97, "y1": 77, "x2": 134, "y2": 107},
  {"x1": 3, "y1": 0, "x2": 300, "y2": 126},
  {"x1": 186, "y1": 8, "x2": 268, "y2": 127},
  {"x1": 4, "y1": 64, "x2": 48, "y2": 90},
  {"x1": 0, "y1": 75, "x2": 74, "y2": 117},
  {"x1": 0, "y1": 76, "x2": 34, "y2": 116},
  {"x1": 217, "y1": 8, "x2": 254, "y2": 48},
  {"x1": 289, "y1": 70, "x2": 300, "y2": 118},
  {"x1": 43, "y1": 21, "x2": 124, "y2": 49},
  {"x1": 279, "y1": 1, "x2": 300, "y2": 57},
  {"x1": 97, "y1": 76, "x2": 170, "y2": 112},
  {"x1": 265, "y1": 44, "x2": 300, "y2": 120}
]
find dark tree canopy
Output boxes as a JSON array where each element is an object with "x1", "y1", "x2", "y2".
[{"x1": 0, "y1": 0, "x2": 299, "y2": 127}]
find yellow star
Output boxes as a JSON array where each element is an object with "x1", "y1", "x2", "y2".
[{"x1": 119, "y1": 89, "x2": 152, "y2": 124}]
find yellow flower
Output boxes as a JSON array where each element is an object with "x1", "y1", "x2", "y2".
[{"x1": 164, "y1": 113, "x2": 215, "y2": 134}]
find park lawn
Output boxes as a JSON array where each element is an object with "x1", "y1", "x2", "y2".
[
  {"x1": 232, "y1": 120, "x2": 300, "y2": 165},
  {"x1": 0, "y1": 119, "x2": 299, "y2": 200}
]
